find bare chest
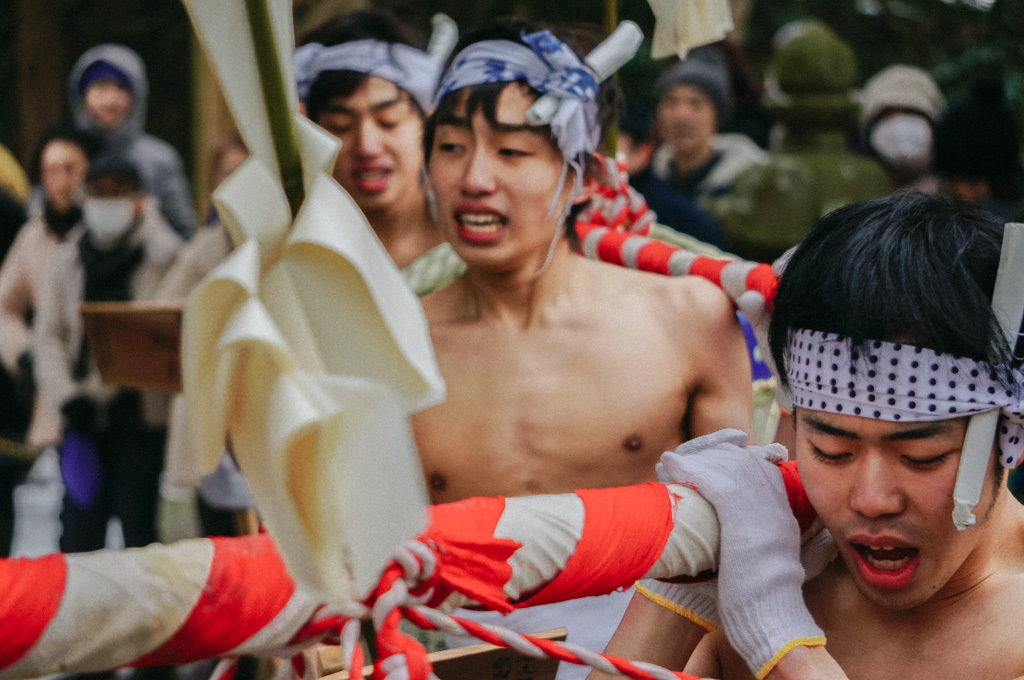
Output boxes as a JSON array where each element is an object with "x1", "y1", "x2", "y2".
[{"x1": 412, "y1": 319, "x2": 695, "y2": 502}]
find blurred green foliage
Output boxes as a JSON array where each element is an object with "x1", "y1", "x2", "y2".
[{"x1": 373, "y1": 0, "x2": 1023, "y2": 120}]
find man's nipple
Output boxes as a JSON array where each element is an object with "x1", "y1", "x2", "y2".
[{"x1": 623, "y1": 434, "x2": 643, "y2": 452}]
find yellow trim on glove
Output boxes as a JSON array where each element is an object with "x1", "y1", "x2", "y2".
[
  {"x1": 755, "y1": 636, "x2": 827, "y2": 680},
  {"x1": 635, "y1": 582, "x2": 718, "y2": 633}
]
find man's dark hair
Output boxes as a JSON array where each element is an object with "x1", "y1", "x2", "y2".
[
  {"x1": 298, "y1": 9, "x2": 426, "y2": 121},
  {"x1": 769, "y1": 192, "x2": 1023, "y2": 388},
  {"x1": 31, "y1": 128, "x2": 101, "y2": 184},
  {"x1": 423, "y1": 18, "x2": 623, "y2": 241}
]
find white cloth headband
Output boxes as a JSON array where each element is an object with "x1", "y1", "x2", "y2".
[
  {"x1": 433, "y1": 31, "x2": 602, "y2": 174},
  {"x1": 294, "y1": 40, "x2": 441, "y2": 112},
  {"x1": 786, "y1": 329, "x2": 1024, "y2": 468}
]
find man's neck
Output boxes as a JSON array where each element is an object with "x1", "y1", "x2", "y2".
[
  {"x1": 366, "y1": 196, "x2": 443, "y2": 269},
  {"x1": 455, "y1": 241, "x2": 580, "y2": 327},
  {"x1": 672, "y1": 142, "x2": 715, "y2": 175}
]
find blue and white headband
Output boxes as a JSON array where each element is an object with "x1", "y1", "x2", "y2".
[
  {"x1": 786, "y1": 329, "x2": 1024, "y2": 468},
  {"x1": 294, "y1": 40, "x2": 442, "y2": 112},
  {"x1": 433, "y1": 30, "x2": 602, "y2": 182}
]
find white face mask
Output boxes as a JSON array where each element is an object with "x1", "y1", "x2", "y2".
[
  {"x1": 869, "y1": 113, "x2": 933, "y2": 174},
  {"x1": 83, "y1": 197, "x2": 136, "y2": 248}
]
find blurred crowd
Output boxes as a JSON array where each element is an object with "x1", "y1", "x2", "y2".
[{"x1": 1, "y1": 2, "x2": 1022, "y2": 610}]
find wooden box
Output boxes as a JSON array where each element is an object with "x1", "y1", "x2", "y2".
[{"x1": 80, "y1": 301, "x2": 183, "y2": 393}]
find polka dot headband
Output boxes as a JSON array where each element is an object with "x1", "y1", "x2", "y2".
[{"x1": 786, "y1": 329, "x2": 1024, "y2": 468}]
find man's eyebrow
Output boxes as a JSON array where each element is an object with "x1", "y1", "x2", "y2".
[
  {"x1": 322, "y1": 96, "x2": 405, "y2": 116},
  {"x1": 802, "y1": 415, "x2": 860, "y2": 439},
  {"x1": 435, "y1": 114, "x2": 539, "y2": 135},
  {"x1": 802, "y1": 413, "x2": 957, "y2": 441},
  {"x1": 881, "y1": 421, "x2": 958, "y2": 441}
]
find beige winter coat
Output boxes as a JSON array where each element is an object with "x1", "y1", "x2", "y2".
[
  {"x1": 33, "y1": 199, "x2": 182, "y2": 432},
  {"x1": 0, "y1": 216, "x2": 83, "y2": 447}
]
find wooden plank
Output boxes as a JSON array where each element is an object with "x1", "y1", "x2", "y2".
[
  {"x1": 318, "y1": 627, "x2": 567, "y2": 680},
  {"x1": 80, "y1": 301, "x2": 184, "y2": 394}
]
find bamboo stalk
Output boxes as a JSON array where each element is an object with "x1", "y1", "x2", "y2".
[
  {"x1": 244, "y1": 0, "x2": 305, "y2": 218},
  {"x1": 602, "y1": 0, "x2": 619, "y2": 157}
]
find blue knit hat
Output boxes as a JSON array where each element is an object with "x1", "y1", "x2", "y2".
[{"x1": 78, "y1": 60, "x2": 134, "y2": 96}]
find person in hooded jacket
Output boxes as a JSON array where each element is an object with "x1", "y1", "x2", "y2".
[
  {"x1": 69, "y1": 43, "x2": 196, "y2": 240},
  {"x1": 33, "y1": 158, "x2": 181, "y2": 554}
]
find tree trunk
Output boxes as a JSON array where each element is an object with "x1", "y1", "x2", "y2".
[{"x1": 15, "y1": 0, "x2": 67, "y2": 168}]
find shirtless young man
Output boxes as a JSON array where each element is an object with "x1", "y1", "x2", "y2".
[
  {"x1": 295, "y1": 9, "x2": 445, "y2": 267},
  {"x1": 597, "y1": 192, "x2": 1024, "y2": 680},
  {"x1": 407, "y1": 21, "x2": 751, "y2": 677},
  {"x1": 413, "y1": 19, "x2": 751, "y2": 508}
]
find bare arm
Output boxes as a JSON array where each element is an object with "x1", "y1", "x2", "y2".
[
  {"x1": 588, "y1": 590, "x2": 709, "y2": 680},
  {"x1": 766, "y1": 647, "x2": 849, "y2": 680},
  {"x1": 682, "y1": 282, "x2": 754, "y2": 439}
]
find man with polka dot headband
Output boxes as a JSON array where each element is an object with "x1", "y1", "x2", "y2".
[{"x1": 597, "y1": 192, "x2": 1024, "y2": 679}]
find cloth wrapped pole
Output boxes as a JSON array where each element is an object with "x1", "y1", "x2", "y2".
[
  {"x1": 0, "y1": 534, "x2": 339, "y2": 680},
  {"x1": 0, "y1": 469, "x2": 814, "y2": 680}
]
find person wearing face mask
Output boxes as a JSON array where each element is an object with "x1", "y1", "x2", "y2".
[
  {"x1": 33, "y1": 158, "x2": 181, "y2": 557},
  {"x1": 706, "y1": 21, "x2": 892, "y2": 263},
  {"x1": 0, "y1": 129, "x2": 97, "y2": 556},
  {"x1": 859, "y1": 65, "x2": 946, "y2": 193},
  {"x1": 69, "y1": 44, "x2": 197, "y2": 240}
]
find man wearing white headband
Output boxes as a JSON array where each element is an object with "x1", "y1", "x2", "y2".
[
  {"x1": 295, "y1": 10, "x2": 445, "y2": 267},
  {"x1": 414, "y1": 20, "x2": 752, "y2": 679},
  {"x1": 596, "y1": 192, "x2": 1024, "y2": 679}
]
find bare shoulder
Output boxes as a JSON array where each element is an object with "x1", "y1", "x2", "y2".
[{"x1": 581, "y1": 257, "x2": 737, "y2": 329}]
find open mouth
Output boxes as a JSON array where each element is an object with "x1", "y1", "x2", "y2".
[
  {"x1": 855, "y1": 544, "x2": 918, "y2": 569},
  {"x1": 851, "y1": 543, "x2": 920, "y2": 588},
  {"x1": 353, "y1": 168, "x2": 392, "y2": 193},
  {"x1": 455, "y1": 212, "x2": 507, "y2": 244}
]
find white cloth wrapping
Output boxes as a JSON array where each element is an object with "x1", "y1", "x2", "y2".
[
  {"x1": 786, "y1": 329, "x2": 1024, "y2": 467},
  {"x1": 294, "y1": 40, "x2": 442, "y2": 112}
]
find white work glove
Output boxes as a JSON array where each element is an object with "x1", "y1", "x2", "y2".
[{"x1": 653, "y1": 429, "x2": 826, "y2": 679}]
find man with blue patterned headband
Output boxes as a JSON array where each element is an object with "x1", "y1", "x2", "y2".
[
  {"x1": 595, "y1": 192, "x2": 1024, "y2": 679},
  {"x1": 412, "y1": 20, "x2": 753, "y2": 679},
  {"x1": 295, "y1": 9, "x2": 446, "y2": 267}
]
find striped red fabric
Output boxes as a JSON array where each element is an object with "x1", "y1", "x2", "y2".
[
  {"x1": 132, "y1": 534, "x2": 296, "y2": 666},
  {"x1": 517, "y1": 482, "x2": 674, "y2": 607},
  {"x1": 778, "y1": 462, "x2": 817, "y2": 534},
  {"x1": 596, "y1": 230, "x2": 628, "y2": 267},
  {"x1": 634, "y1": 240, "x2": 675, "y2": 275},
  {"x1": 689, "y1": 257, "x2": 730, "y2": 287},
  {"x1": 0, "y1": 554, "x2": 66, "y2": 669},
  {"x1": 745, "y1": 265, "x2": 780, "y2": 310},
  {"x1": 421, "y1": 496, "x2": 520, "y2": 613}
]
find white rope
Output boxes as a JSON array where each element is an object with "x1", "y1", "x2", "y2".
[{"x1": 408, "y1": 606, "x2": 685, "y2": 680}]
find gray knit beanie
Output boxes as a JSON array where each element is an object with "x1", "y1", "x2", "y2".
[{"x1": 654, "y1": 46, "x2": 733, "y2": 126}]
